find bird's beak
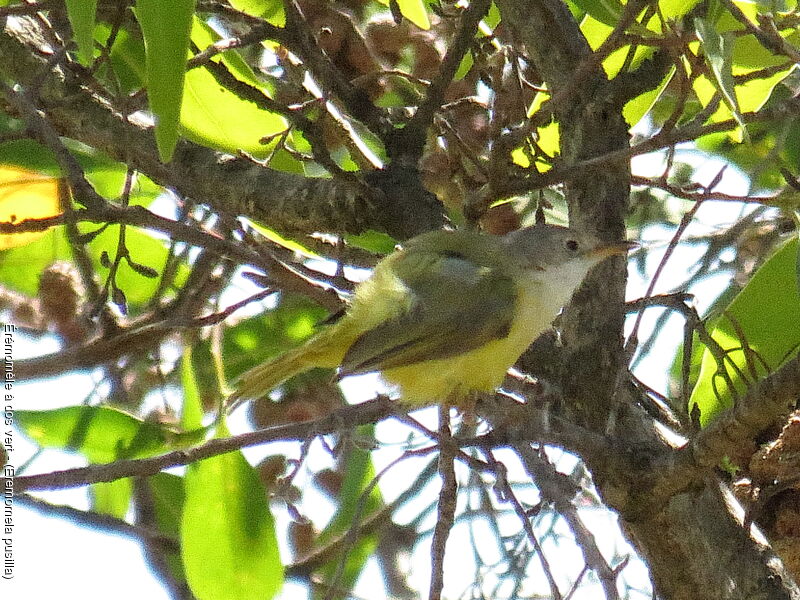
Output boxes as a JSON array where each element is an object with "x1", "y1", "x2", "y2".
[{"x1": 589, "y1": 240, "x2": 638, "y2": 259}]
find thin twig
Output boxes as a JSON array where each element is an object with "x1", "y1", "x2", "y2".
[
  {"x1": 498, "y1": 95, "x2": 800, "y2": 200},
  {"x1": 626, "y1": 170, "x2": 711, "y2": 354},
  {"x1": 429, "y1": 404, "x2": 458, "y2": 600},
  {"x1": 718, "y1": 0, "x2": 800, "y2": 64},
  {"x1": 516, "y1": 446, "x2": 620, "y2": 600},
  {"x1": 395, "y1": 0, "x2": 491, "y2": 163},
  {"x1": 0, "y1": 204, "x2": 343, "y2": 312},
  {"x1": 691, "y1": 354, "x2": 800, "y2": 468},
  {"x1": 18, "y1": 493, "x2": 179, "y2": 551},
  {"x1": 0, "y1": 79, "x2": 106, "y2": 210},
  {"x1": 632, "y1": 175, "x2": 775, "y2": 204},
  {"x1": 10, "y1": 397, "x2": 396, "y2": 492},
  {"x1": 282, "y1": 0, "x2": 388, "y2": 137},
  {"x1": 483, "y1": 449, "x2": 562, "y2": 600},
  {"x1": 187, "y1": 24, "x2": 281, "y2": 69}
]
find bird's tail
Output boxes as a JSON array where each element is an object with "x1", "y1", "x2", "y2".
[{"x1": 226, "y1": 329, "x2": 345, "y2": 412}]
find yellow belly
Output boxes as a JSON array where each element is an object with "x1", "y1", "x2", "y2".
[
  {"x1": 383, "y1": 278, "x2": 550, "y2": 407},
  {"x1": 382, "y1": 342, "x2": 517, "y2": 407}
]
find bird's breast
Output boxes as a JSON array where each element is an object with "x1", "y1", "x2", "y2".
[{"x1": 383, "y1": 276, "x2": 556, "y2": 407}]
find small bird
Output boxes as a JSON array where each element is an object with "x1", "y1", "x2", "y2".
[{"x1": 229, "y1": 223, "x2": 632, "y2": 410}]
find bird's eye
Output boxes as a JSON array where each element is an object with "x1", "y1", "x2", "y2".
[{"x1": 565, "y1": 239, "x2": 579, "y2": 251}]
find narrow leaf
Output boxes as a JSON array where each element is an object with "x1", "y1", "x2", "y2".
[
  {"x1": 315, "y1": 428, "x2": 383, "y2": 595},
  {"x1": 694, "y1": 17, "x2": 749, "y2": 142},
  {"x1": 135, "y1": 0, "x2": 196, "y2": 161},
  {"x1": 16, "y1": 406, "x2": 171, "y2": 462},
  {"x1": 145, "y1": 473, "x2": 187, "y2": 582},
  {"x1": 180, "y1": 347, "x2": 204, "y2": 431},
  {"x1": 65, "y1": 0, "x2": 98, "y2": 65},
  {"x1": 182, "y1": 425, "x2": 283, "y2": 600},
  {"x1": 690, "y1": 238, "x2": 800, "y2": 425}
]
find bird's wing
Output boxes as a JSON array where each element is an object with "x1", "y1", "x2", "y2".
[{"x1": 340, "y1": 247, "x2": 518, "y2": 375}]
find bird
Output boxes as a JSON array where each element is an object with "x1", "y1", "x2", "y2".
[{"x1": 228, "y1": 222, "x2": 631, "y2": 411}]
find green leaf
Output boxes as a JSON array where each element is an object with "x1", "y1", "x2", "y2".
[
  {"x1": 135, "y1": 0, "x2": 196, "y2": 161},
  {"x1": 85, "y1": 224, "x2": 189, "y2": 309},
  {"x1": 374, "y1": 0, "x2": 430, "y2": 29},
  {"x1": 454, "y1": 52, "x2": 473, "y2": 81},
  {"x1": 669, "y1": 282, "x2": 741, "y2": 395},
  {"x1": 572, "y1": 0, "x2": 624, "y2": 28},
  {"x1": 149, "y1": 472, "x2": 186, "y2": 538},
  {"x1": 0, "y1": 226, "x2": 69, "y2": 296},
  {"x1": 182, "y1": 425, "x2": 283, "y2": 600},
  {"x1": 65, "y1": 0, "x2": 98, "y2": 65},
  {"x1": 247, "y1": 220, "x2": 319, "y2": 258},
  {"x1": 181, "y1": 18, "x2": 287, "y2": 158},
  {"x1": 0, "y1": 139, "x2": 61, "y2": 175},
  {"x1": 90, "y1": 479, "x2": 133, "y2": 518},
  {"x1": 578, "y1": 15, "x2": 654, "y2": 77},
  {"x1": 106, "y1": 25, "x2": 148, "y2": 95},
  {"x1": 344, "y1": 230, "x2": 397, "y2": 254},
  {"x1": 623, "y1": 66, "x2": 675, "y2": 127},
  {"x1": 16, "y1": 406, "x2": 171, "y2": 462},
  {"x1": 229, "y1": 0, "x2": 284, "y2": 22},
  {"x1": 318, "y1": 532, "x2": 377, "y2": 599},
  {"x1": 687, "y1": 3, "x2": 797, "y2": 136},
  {"x1": 697, "y1": 118, "x2": 790, "y2": 191},
  {"x1": 694, "y1": 17, "x2": 748, "y2": 142},
  {"x1": 145, "y1": 473, "x2": 187, "y2": 582},
  {"x1": 318, "y1": 436, "x2": 383, "y2": 544},
  {"x1": 0, "y1": 138, "x2": 163, "y2": 205},
  {"x1": 658, "y1": 0, "x2": 702, "y2": 20},
  {"x1": 735, "y1": 67, "x2": 793, "y2": 116},
  {"x1": 526, "y1": 91, "x2": 560, "y2": 169},
  {"x1": 691, "y1": 5, "x2": 796, "y2": 132},
  {"x1": 485, "y1": 1, "x2": 501, "y2": 28},
  {"x1": 181, "y1": 347, "x2": 205, "y2": 430},
  {"x1": 396, "y1": 0, "x2": 431, "y2": 29},
  {"x1": 690, "y1": 238, "x2": 800, "y2": 425},
  {"x1": 564, "y1": 0, "x2": 586, "y2": 20}
]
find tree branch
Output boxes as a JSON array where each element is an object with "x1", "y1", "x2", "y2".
[
  {"x1": 390, "y1": 0, "x2": 491, "y2": 164},
  {"x1": 18, "y1": 493, "x2": 179, "y2": 552},
  {"x1": 11, "y1": 397, "x2": 395, "y2": 492},
  {"x1": 692, "y1": 354, "x2": 800, "y2": 469},
  {"x1": 0, "y1": 19, "x2": 446, "y2": 240},
  {"x1": 282, "y1": 0, "x2": 390, "y2": 138}
]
